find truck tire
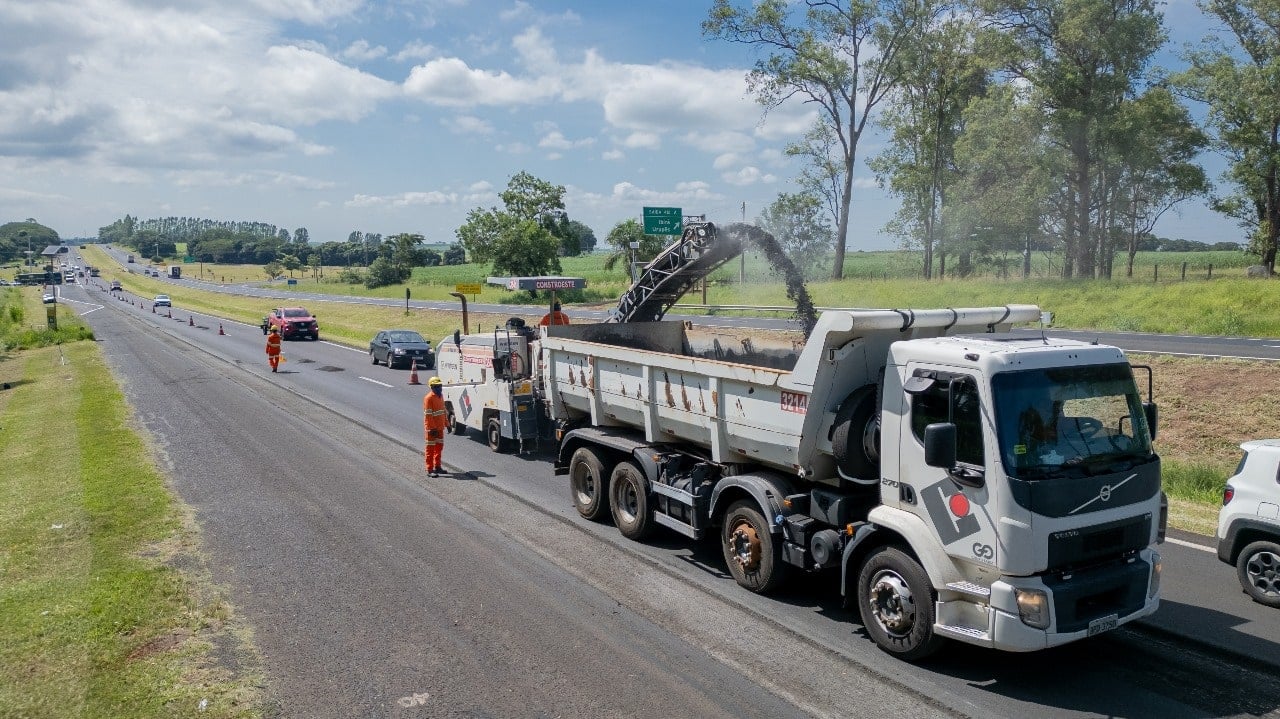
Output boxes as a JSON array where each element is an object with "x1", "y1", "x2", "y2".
[
  {"x1": 857, "y1": 545, "x2": 944, "y2": 661},
  {"x1": 569, "y1": 447, "x2": 610, "y2": 521},
  {"x1": 486, "y1": 415, "x2": 511, "y2": 453},
  {"x1": 609, "y1": 461, "x2": 653, "y2": 540},
  {"x1": 832, "y1": 385, "x2": 880, "y2": 481},
  {"x1": 445, "y1": 406, "x2": 467, "y2": 436},
  {"x1": 720, "y1": 500, "x2": 788, "y2": 594},
  {"x1": 1236, "y1": 540, "x2": 1280, "y2": 607}
]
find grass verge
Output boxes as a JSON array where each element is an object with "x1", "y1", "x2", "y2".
[{"x1": 0, "y1": 342, "x2": 266, "y2": 718}]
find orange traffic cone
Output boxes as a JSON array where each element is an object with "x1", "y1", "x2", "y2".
[
  {"x1": 188, "y1": 316, "x2": 194, "y2": 326},
  {"x1": 408, "y1": 359, "x2": 421, "y2": 385},
  {"x1": 218, "y1": 324, "x2": 225, "y2": 335}
]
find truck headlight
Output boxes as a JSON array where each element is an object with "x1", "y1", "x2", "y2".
[
  {"x1": 1149, "y1": 552, "x2": 1162, "y2": 599},
  {"x1": 1015, "y1": 588, "x2": 1050, "y2": 629}
]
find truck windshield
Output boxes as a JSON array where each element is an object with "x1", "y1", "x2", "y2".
[{"x1": 992, "y1": 363, "x2": 1153, "y2": 480}]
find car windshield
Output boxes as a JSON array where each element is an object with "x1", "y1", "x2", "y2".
[
  {"x1": 388, "y1": 331, "x2": 426, "y2": 344},
  {"x1": 992, "y1": 363, "x2": 1154, "y2": 480},
  {"x1": 155, "y1": 295, "x2": 169, "y2": 300},
  {"x1": 283, "y1": 309, "x2": 310, "y2": 318}
]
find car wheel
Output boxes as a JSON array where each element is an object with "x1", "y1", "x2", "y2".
[
  {"x1": 1237, "y1": 540, "x2": 1280, "y2": 608},
  {"x1": 370, "y1": 351, "x2": 379, "y2": 365},
  {"x1": 857, "y1": 545, "x2": 944, "y2": 661},
  {"x1": 609, "y1": 461, "x2": 652, "y2": 540},
  {"x1": 569, "y1": 447, "x2": 611, "y2": 521},
  {"x1": 720, "y1": 500, "x2": 787, "y2": 593}
]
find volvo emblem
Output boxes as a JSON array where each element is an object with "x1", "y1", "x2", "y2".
[{"x1": 1099, "y1": 485, "x2": 1112, "y2": 502}]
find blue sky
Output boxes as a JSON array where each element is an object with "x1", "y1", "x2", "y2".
[{"x1": 0, "y1": 0, "x2": 1246, "y2": 249}]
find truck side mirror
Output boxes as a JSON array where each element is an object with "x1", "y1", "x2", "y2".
[
  {"x1": 923, "y1": 423, "x2": 957, "y2": 468},
  {"x1": 1143, "y1": 402, "x2": 1158, "y2": 441}
]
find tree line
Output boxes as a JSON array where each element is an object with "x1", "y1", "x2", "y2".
[{"x1": 705, "y1": 0, "x2": 1279, "y2": 279}]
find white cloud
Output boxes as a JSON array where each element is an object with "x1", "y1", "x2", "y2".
[
  {"x1": 392, "y1": 40, "x2": 437, "y2": 63},
  {"x1": 403, "y1": 57, "x2": 559, "y2": 106},
  {"x1": 468, "y1": 180, "x2": 492, "y2": 192},
  {"x1": 441, "y1": 115, "x2": 495, "y2": 135},
  {"x1": 346, "y1": 191, "x2": 458, "y2": 208},
  {"x1": 622, "y1": 132, "x2": 660, "y2": 150},
  {"x1": 720, "y1": 166, "x2": 777, "y2": 186},
  {"x1": 682, "y1": 130, "x2": 756, "y2": 155},
  {"x1": 342, "y1": 39, "x2": 387, "y2": 62},
  {"x1": 602, "y1": 149, "x2": 625, "y2": 161},
  {"x1": 712, "y1": 153, "x2": 743, "y2": 170},
  {"x1": 853, "y1": 177, "x2": 879, "y2": 189},
  {"x1": 539, "y1": 130, "x2": 594, "y2": 150},
  {"x1": 545, "y1": 152, "x2": 563, "y2": 160},
  {"x1": 495, "y1": 141, "x2": 530, "y2": 154}
]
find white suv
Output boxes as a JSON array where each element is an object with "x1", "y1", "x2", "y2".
[{"x1": 1217, "y1": 439, "x2": 1280, "y2": 608}]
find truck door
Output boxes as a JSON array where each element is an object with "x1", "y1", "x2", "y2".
[{"x1": 897, "y1": 368, "x2": 1000, "y2": 570}]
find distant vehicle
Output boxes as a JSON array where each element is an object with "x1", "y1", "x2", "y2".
[
  {"x1": 260, "y1": 307, "x2": 319, "y2": 341},
  {"x1": 369, "y1": 330, "x2": 434, "y2": 369},
  {"x1": 127, "y1": 254, "x2": 135, "y2": 263},
  {"x1": 89, "y1": 267, "x2": 100, "y2": 277},
  {"x1": 109, "y1": 281, "x2": 122, "y2": 292},
  {"x1": 1218, "y1": 440, "x2": 1280, "y2": 608},
  {"x1": 169, "y1": 266, "x2": 181, "y2": 279},
  {"x1": 153, "y1": 294, "x2": 171, "y2": 308},
  {"x1": 79, "y1": 245, "x2": 86, "y2": 249},
  {"x1": 42, "y1": 292, "x2": 55, "y2": 304}
]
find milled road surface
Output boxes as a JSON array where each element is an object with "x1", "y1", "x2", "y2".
[{"x1": 82, "y1": 284, "x2": 941, "y2": 717}]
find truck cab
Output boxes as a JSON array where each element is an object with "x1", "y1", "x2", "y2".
[{"x1": 870, "y1": 335, "x2": 1163, "y2": 652}]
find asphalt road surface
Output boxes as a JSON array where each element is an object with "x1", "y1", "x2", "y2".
[{"x1": 63, "y1": 277, "x2": 1280, "y2": 718}]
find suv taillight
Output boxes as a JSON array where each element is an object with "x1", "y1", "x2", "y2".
[{"x1": 1223, "y1": 485, "x2": 1234, "y2": 505}]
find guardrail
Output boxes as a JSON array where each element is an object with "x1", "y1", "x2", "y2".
[{"x1": 672, "y1": 303, "x2": 868, "y2": 313}]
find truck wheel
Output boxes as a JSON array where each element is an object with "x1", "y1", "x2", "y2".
[
  {"x1": 609, "y1": 461, "x2": 652, "y2": 540},
  {"x1": 486, "y1": 416, "x2": 510, "y2": 453},
  {"x1": 720, "y1": 500, "x2": 788, "y2": 594},
  {"x1": 832, "y1": 385, "x2": 880, "y2": 481},
  {"x1": 857, "y1": 545, "x2": 943, "y2": 661},
  {"x1": 1237, "y1": 540, "x2": 1280, "y2": 607},
  {"x1": 569, "y1": 447, "x2": 610, "y2": 521},
  {"x1": 446, "y1": 406, "x2": 467, "y2": 436}
]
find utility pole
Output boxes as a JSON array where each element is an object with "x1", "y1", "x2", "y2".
[{"x1": 739, "y1": 201, "x2": 746, "y2": 283}]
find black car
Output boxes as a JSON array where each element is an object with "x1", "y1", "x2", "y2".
[{"x1": 369, "y1": 330, "x2": 434, "y2": 369}]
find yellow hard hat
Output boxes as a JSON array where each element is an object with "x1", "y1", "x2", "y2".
[{"x1": 428, "y1": 376, "x2": 443, "y2": 386}]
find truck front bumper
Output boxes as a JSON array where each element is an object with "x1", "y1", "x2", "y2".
[{"x1": 938, "y1": 549, "x2": 1161, "y2": 652}]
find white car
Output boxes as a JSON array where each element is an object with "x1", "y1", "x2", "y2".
[
  {"x1": 1218, "y1": 439, "x2": 1280, "y2": 608},
  {"x1": 153, "y1": 294, "x2": 171, "y2": 307}
]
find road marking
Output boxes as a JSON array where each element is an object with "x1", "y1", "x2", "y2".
[
  {"x1": 323, "y1": 340, "x2": 364, "y2": 354},
  {"x1": 1165, "y1": 537, "x2": 1214, "y2": 553},
  {"x1": 1129, "y1": 350, "x2": 1280, "y2": 362},
  {"x1": 358, "y1": 376, "x2": 393, "y2": 388}
]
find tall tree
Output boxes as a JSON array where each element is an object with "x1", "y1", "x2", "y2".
[
  {"x1": 870, "y1": 10, "x2": 986, "y2": 278},
  {"x1": 705, "y1": 0, "x2": 928, "y2": 280},
  {"x1": 985, "y1": 0, "x2": 1166, "y2": 278},
  {"x1": 457, "y1": 172, "x2": 566, "y2": 276},
  {"x1": 602, "y1": 219, "x2": 667, "y2": 275},
  {"x1": 389, "y1": 233, "x2": 426, "y2": 276},
  {"x1": 1177, "y1": 0, "x2": 1280, "y2": 273}
]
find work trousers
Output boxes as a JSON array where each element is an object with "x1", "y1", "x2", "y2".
[{"x1": 424, "y1": 435, "x2": 443, "y2": 472}]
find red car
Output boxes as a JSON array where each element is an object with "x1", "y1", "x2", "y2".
[{"x1": 260, "y1": 307, "x2": 320, "y2": 341}]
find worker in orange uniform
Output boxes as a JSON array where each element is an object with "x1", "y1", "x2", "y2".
[
  {"x1": 539, "y1": 301, "x2": 570, "y2": 327},
  {"x1": 423, "y1": 376, "x2": 447, "y2": 477},
  {"x1": 265, "y1": 326, "x2": 283, "y2": 372}
]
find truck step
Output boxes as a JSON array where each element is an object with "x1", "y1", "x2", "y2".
[
  {"x1": 652, "y1": 512, "x2": 701, "y2": 540},
  {"x1": 945, "y1": 580, "x2": 991, "y2": 600},
  {"x1": 934, "y1": 623, "x2": 991, "y2": 644}
]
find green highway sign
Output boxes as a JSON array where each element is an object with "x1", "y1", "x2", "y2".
[
  {"x1": 642, "y1": 206, "x2": 683, "y2": 236},
  {"x1": 183, "y1": 256, "x2": 195, "y2": 263}
]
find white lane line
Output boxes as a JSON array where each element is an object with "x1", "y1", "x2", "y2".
[
  {"x1": 79, "y1": 307, "x2": 104, "y2": 316},
  {"x1": 1165, "y1": 537, "x2": 1214, "y2": 553},
  {"x1": 358, "y1": 376, "x2": 393, "y2": 388},
  {"x1": 323, "y1": 340, "x2": 365, "y2": 354},
  {"x1": 1129, "y1": 350, "x2": 1280, "y2": 362}
]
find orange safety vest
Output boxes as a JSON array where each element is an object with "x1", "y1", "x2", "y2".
[
  {"x1": 265, "y1": 333, "x2": 282, "y2": 356},
  {"x1": 539, "y1": 311, "x2": 570, "y2": 326},
  {"x1": 423, "y1": 392, "x2": 447, "y2": 443}
]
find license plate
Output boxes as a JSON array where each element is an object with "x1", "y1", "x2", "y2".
[{"x1": 1087, "y1": 614, "x2": 1118, "y2": 637}]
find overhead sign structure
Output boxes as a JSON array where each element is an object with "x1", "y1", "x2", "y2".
[
  {"x1": 455, "y1": 283, "x2": 483, "y2": 295},
  {"x1": 643, "y1": 206, "x2": 683, "y2": 236}
]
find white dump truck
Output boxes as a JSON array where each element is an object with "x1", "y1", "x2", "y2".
[
  {"x1": 540, "y1": 305, "x2": 1166, "y2": 660},
  {"x1": 436, "y1": 222, "x2": 1166, "y2": 660}
]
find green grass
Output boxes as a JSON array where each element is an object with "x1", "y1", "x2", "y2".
[
  {"x1": 0, "y1": 287, "x2": 95, "y2": 352},
  {"x1": 0, "y1": 343, "x2": 264, "y2": 717}
]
